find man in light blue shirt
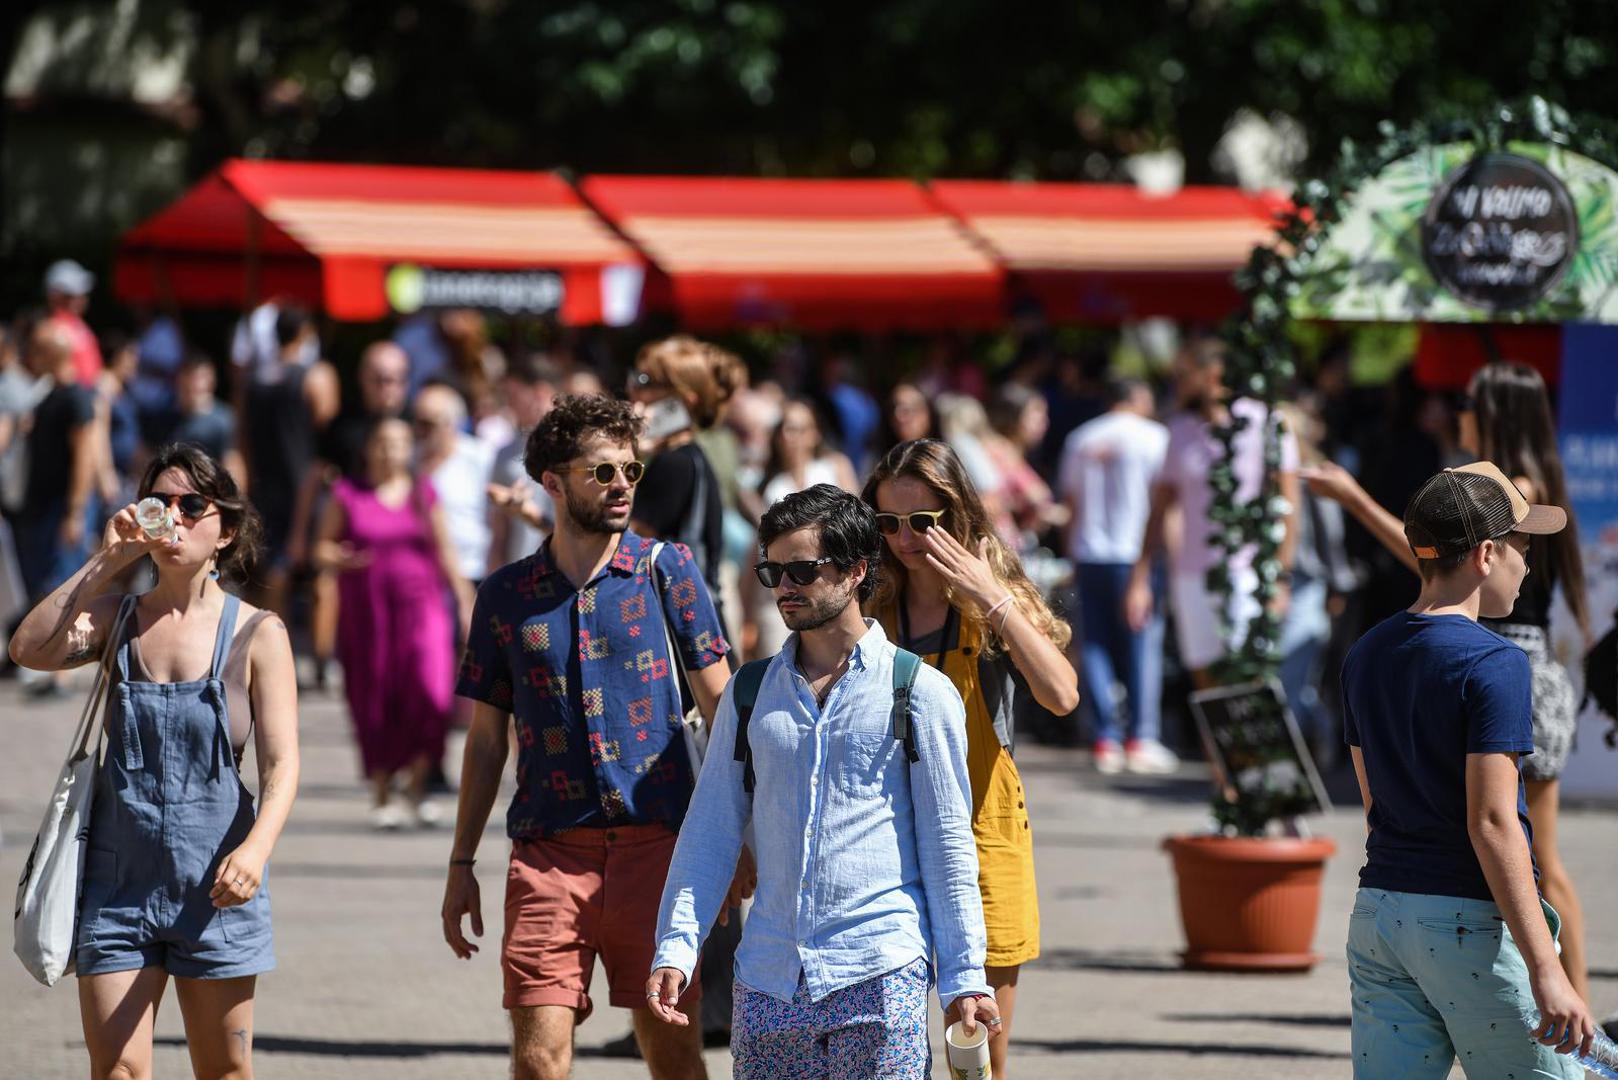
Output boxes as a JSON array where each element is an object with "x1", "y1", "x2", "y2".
[{"x1": 646, "y1": 484, "x2": 998, "y2": 1078}]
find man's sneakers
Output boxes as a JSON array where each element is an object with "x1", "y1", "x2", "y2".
[
  {"x1": 1093, "y1": 740, "x2": 1125, "y2": 775},
  {"x1": 1094, "y1": 738, "x2": 1180, "y2": 776},
  {"x1": 1125, "y1": 739, "x2": 1180, "y2": 775}
]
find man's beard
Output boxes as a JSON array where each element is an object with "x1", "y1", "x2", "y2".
[
  {"x1": 565, "y1": 487, "x2": 628, "y2": 535},
  {"x1": 780, "y1": 584, "x2": 854, "y2": 632}
]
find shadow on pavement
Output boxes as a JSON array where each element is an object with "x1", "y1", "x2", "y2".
[
  {"x1": 1035, "y1": 947, "x2": 1184, "y2": 974},
  {"x1": 157, "y1": 1035, "x2": 507, "y2": 1058},
  {"x1": 1017, "y1": 1037, "x2": 1349, "y2": 1059},
  {"x1": 1162, "y1": 1012, "x2": 1352, "y2": 1028}
]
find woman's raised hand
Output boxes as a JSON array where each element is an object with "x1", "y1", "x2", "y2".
[{"x1": 922, "y1": 529, "x2": 1009, "y2": 615}]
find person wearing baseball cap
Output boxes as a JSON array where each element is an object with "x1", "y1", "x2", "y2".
[
  {"x1": 43, "y1": 258, "x2": 103, "y2": 387},
  {"x1": 1339, "y1": 460, "x2": 1591, "y2": 1077}
]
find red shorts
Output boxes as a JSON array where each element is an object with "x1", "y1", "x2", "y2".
[{"x1": 502, "y1": 823, "x2": 700, "y2": 1017}]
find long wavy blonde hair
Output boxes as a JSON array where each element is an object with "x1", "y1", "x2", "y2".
[{"x1": 862, "y1": 438, "x2": 1071, "y2": 653}]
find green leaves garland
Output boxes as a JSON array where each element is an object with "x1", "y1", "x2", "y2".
[{"x1": 1204, "y1": 98, "x2": 1618, "y2": 831}]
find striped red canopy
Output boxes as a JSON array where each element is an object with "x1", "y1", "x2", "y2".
[
  {"x1": 116, "y1": 160, "x2": 641, "y2": 324},
  {"x1": 118, "y1": 161, "x2": 1287, "y2": 328},
  {"x1": 928, "y1": 181, "x2": 1288, "y2": 323},
  {"x1": 580, "y1": 176, "x2": 1005, "y2": 331}
]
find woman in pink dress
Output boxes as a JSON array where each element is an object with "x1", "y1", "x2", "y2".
[{"x1": 314, "y1": 417, "x2": 472, "y2": 828}]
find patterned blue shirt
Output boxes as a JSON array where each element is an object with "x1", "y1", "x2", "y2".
[
  {"x1": 652, "y1": 620, "x2": 991, "y2": 1007},
  {"x1": 456, "y1": 531, "x2": 730, "y2": 839}
]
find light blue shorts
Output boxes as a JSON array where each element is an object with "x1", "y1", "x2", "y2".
[{"x1": 1347, "y1": 888, "x2": 1582, "y2": 1079}]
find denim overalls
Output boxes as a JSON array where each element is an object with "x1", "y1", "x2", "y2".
[{"x1": 76, "y1": 592, "x2": 275, "y2": 978}]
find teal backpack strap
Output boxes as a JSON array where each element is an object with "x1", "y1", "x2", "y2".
[
  {"x1": 890, "y1": 648, "x2": 922, "y2": 764},
  {"x1": 731, "y1": 658, "x2": 772, "y2": 794}
]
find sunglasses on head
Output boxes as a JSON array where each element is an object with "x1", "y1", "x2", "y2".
[
  {"x1": 873, "y1": 509, "x2": 946, "y2": 535},
  {"x1": 146, "y1": 492, "x2": 212, "y2": 521},
  {"x1": 754, "y1": 556, "x2": 835, "y2": 589},
  {"x1": 554, "y1": 460, "x2": 645, "y2": 486}
]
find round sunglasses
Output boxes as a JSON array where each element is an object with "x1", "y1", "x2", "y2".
[
  {"x1": 754, "y1": 556, "x2": 835, "y2": 589},
  {"x1": 873, "y1": 509, "x2": 946, "y2": 535},
  {"x1": 144, "y1": 492, "x2": 212, "y2": 521},
  {"x1": 553, "y1": 461, "x2": 646, "y2": 486}
]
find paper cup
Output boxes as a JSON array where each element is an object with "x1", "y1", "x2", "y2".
[{"x1": 945, "y1": 1020, "x2": 992, "y2": 1080}]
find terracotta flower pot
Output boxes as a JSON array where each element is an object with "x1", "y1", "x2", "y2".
[{"x1": 1162, "y1": 834, "x2": 1336, "y2": 972}]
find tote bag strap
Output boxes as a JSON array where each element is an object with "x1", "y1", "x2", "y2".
[{"x1": 70, "y1": 595, "x2": 137, "y2": 764}]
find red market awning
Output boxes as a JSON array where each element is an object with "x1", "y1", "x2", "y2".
[
  {"x1": 928, "y1": 181, "x2": 1288, "y2": 323},
  {"x1": 579, "y1": 176, "x2": 1005, "y2": 331},
  {"x1": 116, "y1": 160, "x2": 643, "y2": 324}
]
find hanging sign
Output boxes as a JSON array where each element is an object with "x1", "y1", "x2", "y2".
[
  {"x1": 1292, "y1": 142, "x2": 1618, "y2": 324},
  {"x1": 1421, "y1": 153, "x2": 1578, "y2": 310}
]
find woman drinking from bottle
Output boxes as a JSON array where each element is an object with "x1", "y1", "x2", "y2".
[
  {"x1": 863, "y1": 438, "x2": 1080, "y2": 1080},
  {"x1": 9, "y1": 442, "x2": 300, "y2": 1080}
]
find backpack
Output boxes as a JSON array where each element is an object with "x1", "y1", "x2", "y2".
[{"x1": 729, "y1": 649, "x2": 922, "y2": 794}]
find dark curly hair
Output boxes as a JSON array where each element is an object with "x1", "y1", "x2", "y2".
[
  {"x1": 758, "y1": 483, "x2": 883, "y2": 602},
  {"x1": 524, "y1": 393, "x2": 644, "y2": 482},
  {"x1": 137, "y1": 443, "x2": 263, "y2": 585}
]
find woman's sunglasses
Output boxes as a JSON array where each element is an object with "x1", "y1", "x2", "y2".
[
  {"x1": 554, "y1": 461, "x2": 646, "y2": 486},
  {"x1": 754, "y1": 556, "x2": 835, "y2": 589},
  {"x1": 873, "y1": 510, "x2": 946, "y2": 535},
  {"x1": 146, "y1": 492, "x2": 212, "y2": 521}
]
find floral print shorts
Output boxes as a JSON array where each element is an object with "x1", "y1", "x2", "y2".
[{"x1": 732, "y1": 958, "x2": 932, "y2": 1079}]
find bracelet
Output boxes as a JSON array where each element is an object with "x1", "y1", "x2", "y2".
[
  {"x1": 983, "y1": 593, "x2": 1014, "y2": 623},
  {"x1": 997, "y1": 603, "x2": 1016, "y2": 636},
  {"x1": 449, "y1": 858, "x2": 476, "y2": 867}
]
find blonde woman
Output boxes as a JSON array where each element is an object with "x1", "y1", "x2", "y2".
[{"x1": 863, "y1": 438, "x2": 1079, "y2": 1080}]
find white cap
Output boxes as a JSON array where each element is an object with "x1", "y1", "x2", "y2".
[{"x1": 44, "y1": 259, "x2": 95, "y2": 297}]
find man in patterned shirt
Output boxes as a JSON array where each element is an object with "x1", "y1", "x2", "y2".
[{"x1": 442, "y1": 393, "x2": 745, "y2": 1080}]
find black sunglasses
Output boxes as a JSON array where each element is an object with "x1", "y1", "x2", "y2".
[
  {"x1": 754, "y1": 556, "x2": 835, "y2": 589},
  {"x1": 146, "y1": 492, "x2": 212, "y2": 521},
  {"x1": 554, "y1": 461, "x2": 646, "y2": 486},
  {"x1": 873, "y1": 509, "x2": 946, "y2": 535}
]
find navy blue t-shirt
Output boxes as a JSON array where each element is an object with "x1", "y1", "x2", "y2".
[{"x1": 1342, "y1": 612, "x2": 1536, "y2": 902}]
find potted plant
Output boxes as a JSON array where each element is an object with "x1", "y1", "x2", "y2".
[{"x1": 1161, "y1": 679, "x2": 1336, "y2": 972}]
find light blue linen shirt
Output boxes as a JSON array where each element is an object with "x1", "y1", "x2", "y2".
[{"x1": 652, "y1": 619, "x2": 990, "y2": 1006}]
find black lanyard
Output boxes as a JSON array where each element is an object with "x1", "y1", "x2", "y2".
[{"x1": 897, "y1": 593, "x2": 959, "y2": 672}]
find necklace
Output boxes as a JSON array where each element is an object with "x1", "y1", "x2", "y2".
[{"x1": 796, "y1": 655, "x2": 846, "y2": 707}]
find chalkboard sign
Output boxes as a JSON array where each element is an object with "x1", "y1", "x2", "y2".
[
  {"x1": 1189, "y1": 680, "x2": 1330, "y2": 825},
  {"x1": 1422, "y1": 152, "x2": 1578, "y2": 311}
]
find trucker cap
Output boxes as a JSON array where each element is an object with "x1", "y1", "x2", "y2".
[{"x1": 1403, "y1": 461, "x2": 1566, "y2": 560}]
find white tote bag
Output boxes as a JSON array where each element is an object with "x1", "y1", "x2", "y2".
[
  {"x1": 13, "y1": 596, "x2": 134, "y2": 986},
  {"x1": 649, "y1": 542, "x2": 708, "y2": 768}
]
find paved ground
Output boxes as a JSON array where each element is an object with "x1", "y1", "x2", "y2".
[{"x1": 3, "y1": 672, "x2": 1615, "y2": 1079}]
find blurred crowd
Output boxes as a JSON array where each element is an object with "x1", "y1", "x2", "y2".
[{"x1": 0, "y1": 259, "x2": 1570, "y2": 784}]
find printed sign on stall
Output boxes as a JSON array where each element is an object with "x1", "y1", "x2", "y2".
[{"x1": 386, "y1": 264, "x2": 564, "y2": 315}]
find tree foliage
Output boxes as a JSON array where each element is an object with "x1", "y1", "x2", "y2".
[{"x1": 26, "y1": 0, "x2": 1618, "y2": 182}]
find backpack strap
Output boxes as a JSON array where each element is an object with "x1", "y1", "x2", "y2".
[
  {"x1": 890, "y1": 648, "x2": 922, "y2": 764},
  {"x1": 731, "y1": 658, "x2": 772, "y2": 794}
]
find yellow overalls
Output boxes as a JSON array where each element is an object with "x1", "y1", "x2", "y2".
[{"x1": 877, "y1": 602, "x2": 1041, "y2": 967}]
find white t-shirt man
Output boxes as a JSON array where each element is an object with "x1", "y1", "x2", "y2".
[
  {"x1": 1058, "y1": 410, "x2": 1169, "y2": 565},
  {"x1": 430, "y1": 433, "x2": 495, "y2": 583}
]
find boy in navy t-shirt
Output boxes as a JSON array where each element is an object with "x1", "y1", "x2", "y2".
[{"x1": 1342, "y1": 461, "x2": 1592, "y2": 1078}]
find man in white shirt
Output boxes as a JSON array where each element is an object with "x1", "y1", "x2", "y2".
[
  {"x1": 1059, "y1": 379, "x2": 1174, "y2": 775},
  {"x1": 413, "y1": 382, "x2": 494, "y2": 586}
]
